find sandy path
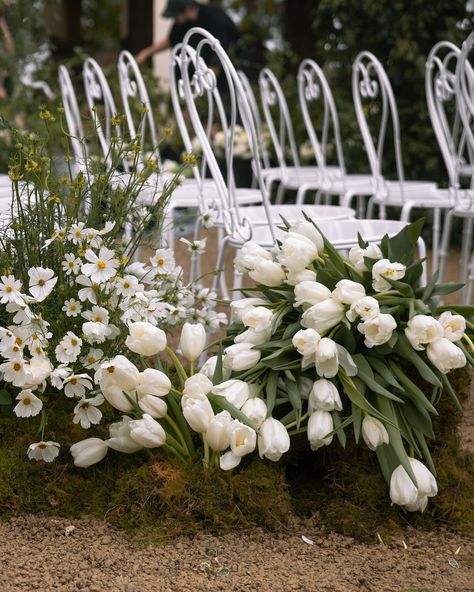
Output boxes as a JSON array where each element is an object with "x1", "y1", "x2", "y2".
[{"x1": 0, "y1": 515, "x2": 472, "y2": 592}]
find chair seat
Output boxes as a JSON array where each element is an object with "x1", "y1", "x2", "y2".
[
  {"x1": 231, "y1": 218, "x2": 408, "y2": 250},
  {"x1": 262, "y1": 165, "x2": 343, "y2": 186},
  {"x1": 374, "y1": 182, "x2": 453, "y2": 208}
]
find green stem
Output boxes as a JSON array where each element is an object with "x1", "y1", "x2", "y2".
[
  {"x1": 190, "y1": 361, "x2": 195, "y2": 376},
  {"x1": 166, "y1": 347, "x2": 188, "y2": 386},
  {"x1": 163, "y1": 414, "x2": 188, "y2": 453},
  {"x1": 202, "y1": 435, "x2": 210, "y2": 470},
  {"x1": 167, "y1": 393, "x2": 195, "y2": 455}
]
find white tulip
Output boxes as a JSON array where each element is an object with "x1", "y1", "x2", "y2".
[
  {"x1": 234, "y1": 241, "x2": 272, "y2": 272},
  {"x1": 183, "y1": 373, "x2": 213, "y2": 396},
  {"x1": 138, "y1": 394, "x2": 168, "y2": 418},
  {"x1": 372, "y1": 259, "x2": 406, "y2": 292},
  {"x1": 101, "y1": 383, "x2": 135, "y2": 413},
  {"x1": 307, "y1": 410, "x2": 334, "y2": 450},
  {"x1": 129, "y1": 414, "x2": 166, "y2": 448},
  {"x1": 99, "y1": 355, "x2": 140, "y2": 391},
  {"x1": 257, "y1": 417, "x2": 290, "y2": 461},
  {"x1": 234, "y1": 327, "x2": 271, "y2": 345},
  {"x1": 277, "y1": 232, "x2": 319, "y2": 272},
  {"x1": 437, "y1": 311, "x2": 466, "y2": 342},
  {"x1": 301, "y1": 298, "x2": 345, "y2": 334},
  {"x1": 82, "y1": 321, "x2": 110, "y2": 344},
  {"x1": 136, "y1": 368, "x2": 171, "y2": 397},
  {"x1": 230, "y1": 297, "x2": 267, "y2": 323},
  {"x1": 241, "y1": 397, "x2": 267, "y2": 428},
  {"x1": 292, "y1": 328, "x2": 321, "y2": 357},
  {"x1": 70, "y1": 437, "x2": 108, "y2": 468},
  {"x1": 180, "y1": 322, "x2": 206, "y2": 362},
  {"x1": 361, "y1": 416, "x2": 389, "y2": 450},
  {"x1": 285, "y1": 268, "x2": 317, "y2": 286},
  {"x1": 294, "y1": 281, "x2": 332, "y2": 309},
  {"x1": 336, "y1": 344, "x2": 358, "y2": 376},
  {"x1": 241, "y1": 306, "x2": 273, "y2": 333},
  {"x1": 332, "y1": 279, "x2": 366, "y2": 305},
  {"x1": 309, "y1": 378, "x2": 342, "y2": 412},
  {"x1": 358, "y1": 313, "x2": 397, "y2": 348},
  {"x1": 106, "y1": 416, "x2": 143, "y2": 453},
  {"x1": 297, "y1": 375, "x2": 314, "y2": 400},
  {"x1": 289, "y1": 220, "x2": 324, "y2": 252},
  {"x1": 346, "y1": 296, "x2": 379, "y2": 322},
  {"x1": 426, "y1": 338, "x2": 466, "y2": 374},
  {"x1": 223, "y1": 343, "x2": 261, "y2": 372},
  {"x1": 220, "y1": 450, "x2": 242, "y2": 470},
  {"x1": 249, "y1": 259, "x2": 286, "y2": 287},
  {"x1": 348, "y1": 243, "x2": 382, "y2": 271},
  {"x1": 199, "y1": 355, "x2": 231, "y2": 381},
  {"x1": 22, "y1": 356, "x2": 53, "y2": 388},
  {"x1": 206, "y1": 411, "x2": 232, "y2": 451},
  {"x1": 315, "y1": 338, "x2": 339, "y2": 378},
  {"x1": 125, "y1": 321, "x2": 167, "y2": 356},
  {"x1": 182, "y1": 392, "x2": 215, "y2": 432},
  {"x1": 389, "y1": 458, "x2": 437, "y2": 512},
  {"x1": 405, "y1": 315, "x2": 444, "y2": 351},
  {"x1": 212, "y1": 379, "x2": 251, "y2": 409},
  {"x1": 229, "y1": 420, "x2": 257, "y2": 457}
]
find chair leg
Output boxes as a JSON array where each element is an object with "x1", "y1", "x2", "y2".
[
  {"x1": 379, "y1": 203, "x2": 387, "y2": 220},
  {"x1": 400, "y1": 202, "x2": 413, "y2": 223},
  {"x1": 465, "y1": 247, "x2": 474, "y2": 304},
  {"x1": 296, "y1": 184, "x2": 311, "y2": 205},
  {"x1": 211, "y1": 235, "x2": 230, "y2": 298},
  {"x1": 190, "y1": 215, "x2": 203, "y2": 283},
  {"x1": 417, "y1": 237, "x2": 427, "y2": 286},
  {"x1": 460, "y1": 217, "x2": 473, "y2": 285},
  {"x1": 438, "y1": 209, "x2": 455, "y2": 283},
  {"x1": 341, "y1": 190, "x2": 356, "y2": 209},
  {"x1": 367, "y1": 196, "x2": 376, "y2": 219},
  {"x1": 431, "y1": 208, "x2": 441, "y2": 274},
  {"x1": 356, "y1": 195, "x2": 365, "y2": 218},
  {"x1": 275, "y1": 182, "x2": 285, "y2": 205}
]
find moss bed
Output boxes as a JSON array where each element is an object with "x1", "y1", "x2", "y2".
[{"x1": 0, "y1": 368, "x2": 472, "y2": 542}]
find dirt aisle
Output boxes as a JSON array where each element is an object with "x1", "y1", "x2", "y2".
[{"x1": 0, "y1": 515, "x2": 472, "y2": 592}]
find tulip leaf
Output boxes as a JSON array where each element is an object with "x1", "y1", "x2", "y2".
[
  {"x1": 334, "y1": 326, "x2": 357, "y2": 353},
  {"x1": 367, "y1": 357, "x2": 403, "y2": 391},
  {"x1": 352, "y1": 354, "x2": 404, "y2": 403},
  {"x1": 415, "y1": 432, "x2": 436, "y2": 475},
  {"x1": 375, "y1": 446, "x2": 392, "y2": 483},
  {"x1": 457, "y1": 341, "x2": 474, "y2": 367},
  {"x1": 388, "y1": 360, "x2": 438, "y2": 415},
  {"x1": 208, "y1": 393, "x2": 258, "y2": 431},
  {"x1": 339, "y1": 371, "x2": 395, "y2": 427},
  {"x1": 284, "y1": 376, "x2": 302, "y2": 412},
  {"x1": 403, "y1": 260, "x2": 424, "y2": 287},
  {"x1": 430, "y1": 282, "x2": 465, "y2": 297},
  {"x1": 438, "y1": 372, "x2": 463, "y2": 413},
  {"x1": 394, "y1": 334, "x2": 442, "y2": 388},
  {"x1": 383, "y1": 218, "x2": 424, "y2": 263},
  {"x1": 265, "y1": 370, "x2": 279, "y2": 415},
  {"x1": 0, "y1": 389, "x2": 12, "y2": 405},
  {"x1": 401, "y1": 400, "x2": 435, "y2": 439},
  {"x1": 421, "y1": 269, "x2": 440, "y2": 301},
  {"x1": 332, "y1": 411, "x2": 347, "y2": 448},
  {"x1": 352, "y1": 405, "x2": 362, "y2": 443},
  {"x1": 282, "y1": 322, "x2": 301, "y2": 340},
  {"x1": 436, "y1": 303, "x2": 474, "y2": 317},
  {"x1": 212, "y1": 342, "x2": 224, "y2": 386}
]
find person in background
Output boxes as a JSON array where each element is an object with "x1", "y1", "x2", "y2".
[{"x1": 135, "y1": 0, "x2": 239, "y2": 68}]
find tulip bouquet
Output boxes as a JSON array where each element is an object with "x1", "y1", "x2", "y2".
[{"x1": 205, "y1": 217, "x2": 473, "y2": 512}]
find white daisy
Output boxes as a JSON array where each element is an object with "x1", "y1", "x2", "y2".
[
  {"x1": 179, "y1": 237, "x2": 207, "y2": 254},
  {"x1": 202, "y1": 209, "x2": 217, "y2": 229},
  {"x1": 6, "y1": 301, "x2": 32, "y2": 325},
  {"x1": 0, "y1": 358, "x2": 27, "y2": 386},
  {"x1": 27, "y1": 441, "x2": 60, "y2": 462},
  {"x1": 14, "y1": 390, "x2": 43, "y2": 418},
  {"x1": 55, "y1": 331, "x2": 82, "y2": 364},
  {"x1": 115, "y1": 275, "x2": 142, "y2": 297},
  {"x1": 82, "y1": 305, "x2": 109, "y2": 325},
  {"x1": 62, "y1": 253, "x2": 82, "y2": 275},
  {"x1": 99, "y1": 221, "x2": 115, "y2": 235},
  {"x1": 80, "y1": 348, "x2": 104, "y2": 370},
  {"x1": 76, "y1": 275, "x2": 100, "y2": 304},
  {"x1": 81, "y1": 247, "x2": 119, "y2": 284},
  {"x1": 28, "y1": 267, "x2": 57, "y2": 302},
  {"x1": 68, "y1": 222, "x2": 86, "y2": 244},
  {"x1": 63, "y1": 373, "x2": 93, "y2": 398},
  {"x1": 62, "y1": 298, "x2": 82, "y2": 317},
  {"x1": 73, "y1": 394, "x2": 104, "y2": 429},
  {"x1": 150, "y1": 248, "x2": 175, "y2": 272},
  {"x1": 0, "y1": 275, "x2": 23, "y2": 304},
  {"x1": 50, "y1": 365, "x2": 72, "y2": 389}
]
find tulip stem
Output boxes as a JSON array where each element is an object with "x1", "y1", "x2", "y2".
[
  {"x1": 166, "y1": 347, "x2": 188, "y2": 386},
  {"x1": 167, "y1": 394, "x2": 195, "y2": 455},
  {"x1": 202, "y1": 435, "x2": 210, "y2": 470},
  {"x1": 463, "y1": 333, "x2": 474, "y2": 353},
  {"x1": 164, "y1": 414, "x2": 189, "y2": 454},
  {"x1": 190, "y1": 361, "x2": 195, "y2": 376},
  {"x1": 284, "y1": 412, "x2": 308, "y2": 429}
]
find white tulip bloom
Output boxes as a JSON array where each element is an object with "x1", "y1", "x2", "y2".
[
  {"x1": 229, "y1": 420, "x2": 257, "y2": 457},
  {"x1": 241, "y1": 306, "x2": 273, "y2": 333},
  {"x1": 332, "y1": 279, "x2": 366, "y2": 305},
  {"x1": 234, "y1": 241, "x2": 272, "y2": 273},
  {"x1": 223, "y1": 343, "x2": 261, "y2": 372},
  {"x1": 249, "y1": 259, "x2": 286, "y2": 287},
  {"x1": 405, "y1": 315, "x2": 444, "y2": 351},
  {"x1": 183, "y1": 373, "x2": 213, "y2": 397},
  {"x1": 212, "y1": 379, "x2": 251, "y2": 409},
  {"x1": 258, "y1": 418, "x2": 290, "y2": 461},
  {"x1": 358, "y1": 313, "x2": 397, "y2": 348},
  {"x1": 180, "y1": 322, "x2": 207, "y2": 362},
  {"x1": 346, "y1": 296, "x2": 379, "y2": 322},
  {"x1": 301, "y1": 298, "x2": 345, "y2": 334},
  {"x1": 136, "y1": 368, "x2": 171, "y2": 398},
  {"x1": 81, "y1": 247, "x2": 119, "y2": 284},
  {"x1": 82, "y1": 321, "x2": 111, "y2": 344},
  {"x1": 372, "y1": 259, "x2": 406, "y2": 292},
  {"x1": 106, "y1": 416, "x2": 143, "y2": 453},
  {"x1": 309, "y1": 379, "x2": 342, "y2": 412},
  {"x1": 277, "y1": 232, "x2": 319, "y2": 272},
  {"x1": 182, "y1": 392, "x2": 215, "y2": 432},
  {"x1": 288, "y1": 220, "x2": 324, "y2": 252},
  {"x1": 361, "y1": 416, "x2": 389, "y2": 450},
  {"x1": 307, "y1": 410, "x2": 334, "y2": 450},
  {"x1": 230, "y1": 297, "x2": 267, "y2": 323},
  {"x1": 14, "y1": 389, "x2": 43, "y2": 418},
  {"x1": 70, "y1": 437, "x2": 108, "y2": 468},
  {"x1": 241, "y1": 397, "x2": 267, "y2": 428},
  {"x1": 206, "y1": 411, "x2": 233, "y2": 451},
  {"x1": 389, "y1": 458, "x2": 437, "y2": 512},
  {"x1": 138, "y1": 394, "x2": 168, "y2": 418},
  {"x1": 28, "y1": 267, "x2": 57, "y2": 302},
  {"x1": 294, "y1": 281, "x2": 332, "y2": 309},
  {"x1": 285, "y1": 267, "x2": 317, "y2": 286},
  {"x1": 99, "y1": 355, "x2": 140, "y2": 391},
  {"x1": 125, "y1": 321, "x2": 167, "y2": 356},
  {"x1": 426, "y1": 338, "x2": 466, "y2": 374},
  {"x1": 27, "y1": 441, "x2": 60, "y2": 462},
  {"x1": 348, "y1": 243, "x2": 382, "y2": 271},
  {"x1": 220, "y1": 450, "x2": 242, "y2": 470},
  {"x1": 129, "y1": 414, "x2": 166, "y2": 448},
  {"x1": 234, "y1": 327, "x2": 271, "y2": 346},
  {"x1": 315, "y1": 338, "x2": 339, "y2": 378},
  {"x1": 437, "y1": 311, "x2": 466, "y2": 342}
]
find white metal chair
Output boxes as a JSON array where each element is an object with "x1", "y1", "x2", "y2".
[
  {"x1": 352, "y1": 51, "x2": 453, "y2": 269},
  {"x1": 439, "y1": 32, "x2": 474, "y2": 302}
]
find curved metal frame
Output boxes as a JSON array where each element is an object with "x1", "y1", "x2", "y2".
[{"x1": 58, "y1": 65, "x2": 87, "y2": 168}]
